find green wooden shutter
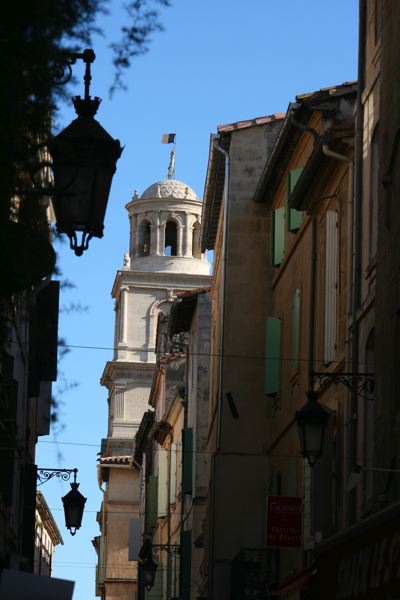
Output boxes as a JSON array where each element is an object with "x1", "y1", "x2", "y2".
[
  {"x1": 180, "y1": 530, "x2": 192, "y2": 600},
  {"x1": 287, "y1": 167, "x2": 304, "y2": 232},
  {"x1": 271, "y1": 207, "x2": 286, "y2": 266},
  {"x1": 182, "y1": 428, "x2": 193, "y2": 493},
  {"x1": 264, "y1": 317, "x2": 281, "y2": 396},
  {"x1": 291, "y1": 288, "x2": 301, "y2": 369},
  {"x1": 170, "y1": 443, "x2": 177, "y2": 504},
  {"x1": 145, "y1": 475, "x2": 158, "y2": 534},
  {"x1": 158, "y1": 448, "x2": 168, "y2": 517}
]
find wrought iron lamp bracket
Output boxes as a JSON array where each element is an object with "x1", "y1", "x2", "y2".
[
  {"x1": 152, "y1": 544, "x2": 180, "y2": 556},
  {"x1": 312, "y1": 371, "x2": 374, "y2": 399},
  {"x1": 37, "y1": 467, "x2": 78, "y2": 486}
]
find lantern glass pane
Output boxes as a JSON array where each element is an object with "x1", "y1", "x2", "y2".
[{"x1": 304, "y1": 422, "x2": 324, "y2": 455}]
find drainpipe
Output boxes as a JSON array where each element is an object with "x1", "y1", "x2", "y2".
[
  {"x1": 308, "y1": 217, "x2": 317, "y2": 391},
  {"x1": 347, "y1": 0, "x2": 366, "y2": 526},
  {"x1": 166, "y1": 429, "x2": 173, "y2": 599},
  {"x1": 208, "y1": 134, "x2": 230, "y2": 599},
  {"x1": 179, "y1": 350, "x2": 189, "y2": 599}
]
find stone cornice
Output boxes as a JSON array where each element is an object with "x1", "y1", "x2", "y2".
[
  {"x1": 111, "y1": 270, "x2": 212, "y2": 298},
  {"x1": 101, "y1": 360, "x2": 155, "y2": 387}
]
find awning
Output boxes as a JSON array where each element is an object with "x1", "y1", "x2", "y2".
[{"x1": 268, "y1": 567, "x2": 313, "y2": 597}]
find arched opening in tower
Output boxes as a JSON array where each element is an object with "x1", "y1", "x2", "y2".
[
  {"x1": 192, "y1": 222, "x2": 201, "y2": 258},
  {"x1": 139, "y1": 221, "x2": 151, "y2": 256},
  {"x1": 165, "y1": 221, "x2": 177, "y2": 256}
]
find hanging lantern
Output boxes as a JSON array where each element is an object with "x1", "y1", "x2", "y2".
[
  {"x1": 62, "y1": 481, "x2": 87, "y2": 535},
  {"x1": 49, "y1": 49, "x2": 123, "y2": 256},
  {"x1": 141, "y1": 557, "x2": 158, "y2": 591},
  {"x1": 295, "y1": 390, "x2": 331, "y2": 467}
]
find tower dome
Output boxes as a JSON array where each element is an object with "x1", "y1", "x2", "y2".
[
  {"x1": 125, "y1": 177, "x2": 209, "y2": 275},
  {"x1": 140, "y1": 179, "x2": 199, "y2": 201}
]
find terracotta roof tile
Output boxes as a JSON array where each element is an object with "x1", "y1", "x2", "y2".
[
  {"x1": 99, "y1": 455, "x2": 131, "y2": 465},
  {"x1": 176, "y1": 287, "x2": 211, "y2": 299},
  {"x1": 217, "y1": 112, "x2": 286, "y2": 133}
]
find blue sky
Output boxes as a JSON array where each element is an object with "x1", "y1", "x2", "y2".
[{"x1": 36, "y1": 1, "x2": 358, "y2": 598}]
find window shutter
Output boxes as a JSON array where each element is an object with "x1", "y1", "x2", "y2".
[
  {"x1": 169, "y1": 443, "x2": 177, "y2": 504},
  {"x1": 287, "y1": 167, "x2": 304, "y2": 232},
  {"x1": 145, "y1": 475, "x2": 158, "y2": 534},
  {"x1": 291, "y1": 289, "x2": 301, "y2": 369},
  {"x1": 180, "y1": 530, "x2": 192, "y2": 600},
  {"x1": 323, "y1": 210, "x2": 339, "y2": 363},
  {"x1": 158, "y1": 448, "x2": 168, "y2": 516},
  {"x1": 271, "y1": 207, "x2": 286, "y2": 266},
  {"x1": 264, "y1": 317, "x2": 281, "y2": 396},
  {"x1": 182, "y1": 428, "x2": 193, "y2": 493},
  {"x1": 128, "y1": 518, "x2": 142, "y2": 561}
]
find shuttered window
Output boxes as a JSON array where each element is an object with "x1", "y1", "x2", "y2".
[
  {"x1": 180, "y1": 530, "x2": 192, "y2": 600},
  {"x1": 291, "y1": 289, "x2": 301, "y2": 369},
  {"x1": 145, "y1": 475, "x2": 158, "y2": 534},
  {"x1": 287, "y1": 167, "x2": 304, "y2": 232},
  {"x1": 264, "y1": 317, "x2": 281, "y2": 396},
  {"x1": 271, "y1": 207, "x2": 286, "y2": 266},
  {"x1": 169, "y1": 443, "x2": 177, "y2": 504},
  {"x1": 182, "y1": 428, "x2": 193, "y2": 493},
  {"x1": 158, "y1": 448, "x2": 168, "y2": 517},
  {"x1": 323, "y1": 210, "x2": 339, "y2": 363}
]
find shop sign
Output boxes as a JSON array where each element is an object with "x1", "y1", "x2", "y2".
[{"x1": 266, "y1": 496, "x2": 302, "y2": 548}]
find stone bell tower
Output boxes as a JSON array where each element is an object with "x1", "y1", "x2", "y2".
[
  {"x1": 96, "y1": 179, "x2": 211, "y2": 600},
  {"x1": 101, "y1": 179, "x2": 210, "y2": 439}
]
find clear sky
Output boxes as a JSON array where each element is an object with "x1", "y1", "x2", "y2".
[{"x1": 36, "y1": 1, "x2": 358, "y2": 598}]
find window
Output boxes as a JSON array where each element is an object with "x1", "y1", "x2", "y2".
[
  {"x1": 370, "y1": 126, "x2": 379, "y2": 260},
  {"x1": 264, "y1": 317, "x2": 281, "y2": 396},
  {"x1": 165, "y1": 220, "x2": 177, "y2": 256},
  {"x1": 323, "y1": 210, "x2": 339, "y2": 364},
  {"x1": 138, "y1": 220, "x2": 151, "y2": 256},
  {"x1": 291, "y1": 289, "x2": 301, "y2": 369},
  {"x1": 287, "y1": 167, "x2": 304, "y2": 232},
  {"x1": 271, "y1": 207, "x2": 285, "y2": 266}
]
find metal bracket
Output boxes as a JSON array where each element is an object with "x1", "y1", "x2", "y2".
[
  {"x1": 312, "y1": 371, "x2": 374, "y2": 399},
  {"x1": 37, "y1": 467, "x2": 78, "y2": 486},
  {"x1": 152, "y1": 544, "x2": 180, "y2": 556}
]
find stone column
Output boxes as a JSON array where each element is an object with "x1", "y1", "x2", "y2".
[
  {"x1": 154, "y1": 212, "x2": 161, "y2": 256},
  {"x1": 177, "y1": 225, "x2": 184, "y2": 256},
  {"x1": 184, "y1": 212, "x2": 192, "y2": 257},
  {"x1": 134, "y1": 214, "x2": 140, "y2": 257},
  {"x1": 119, "y1": 286, "x2": 128, "y2": 345},
  {"x1": 113, "y1": 385, "x2": 125, "y2": 419},
  {"x1": 159, "y1": 217, "x2": 165, "y2": 255}
]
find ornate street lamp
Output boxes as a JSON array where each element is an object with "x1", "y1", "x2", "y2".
[
  {"x1": 141, "y1": 557, "x2": 158, "y2": 591},
  {"x1": 295, "y1": 390, "x2": 331, "y2": 467},
  {"x1": 37, "y1": 467, "x2": 86, "y2": 536},
  {"x1": 49, "y1": 49, "x2": 123, "y2": 256}
]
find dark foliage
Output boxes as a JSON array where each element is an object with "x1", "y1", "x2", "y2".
[{"x1": 0, "y1": 0, "x2": 170, "y2": 217}]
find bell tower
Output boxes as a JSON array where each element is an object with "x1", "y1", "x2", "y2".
[{"x1": 101, "y1": 177, "x2": 210, "y2": 440}]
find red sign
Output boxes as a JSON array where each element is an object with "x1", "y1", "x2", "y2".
[{"x1": 267, "y1": 496, "x2": 302, "y2": 548}]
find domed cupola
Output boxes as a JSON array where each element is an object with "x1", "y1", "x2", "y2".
[{"x1": 125, "y1": 178, "x2": 209, "y2": 275}]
